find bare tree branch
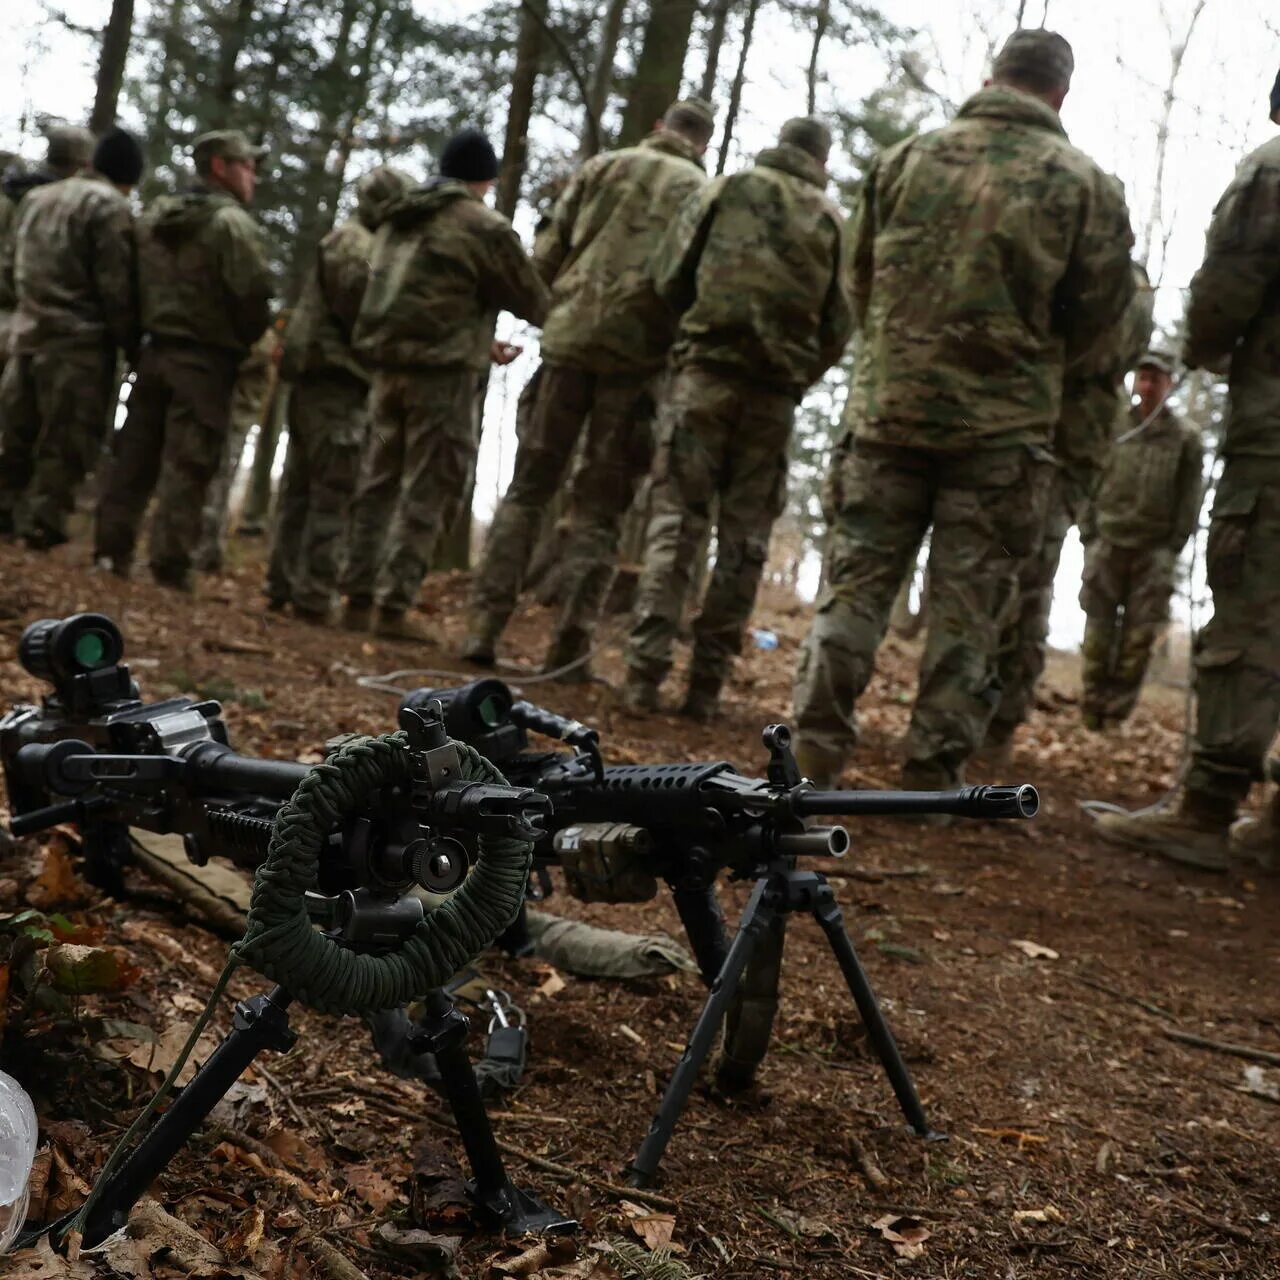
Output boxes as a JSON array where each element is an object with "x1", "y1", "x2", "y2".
[{"x1": 519, "y1": 0, "x2": 601, "y2": 156}]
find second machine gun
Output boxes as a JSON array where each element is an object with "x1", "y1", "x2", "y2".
[{"x1": 403, "y1": 677, "x2": 1039, "y2": 1184}]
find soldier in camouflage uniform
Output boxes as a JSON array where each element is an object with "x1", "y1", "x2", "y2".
[
  {"x1": 621, "y1": 117, "x2": 852, "y2": 720},
  {"x1": 1079, "y1": 352, "x2": 1202, "y2": 728},
  {"x1": 984, "y1": 262, "x2": 1156, "y2": 757},
  {"x1": 0, "y1": 150, "x2": 26, "y2": 384},
  {"x1": 791, "y1": 30, "x2": 1135, "y2": 799},
  {"x1": 340, "y1": 129, "x2": 549, "y2": 642},
  {"x1": 0, "y1": 128, "x2": 142, "y2": 547},
  {"x1": 1097, "y1": 73, "x2": 1280, "y2": 870},
  {"x1": 264, "y1": 166, "x2": 410, "y2": 621},
  {"x1": 463, "y1": 98, "x2": 715, "y2": 676},
  {"x1": 94, "y1": 130, "x2": 274, "y2": 590}
]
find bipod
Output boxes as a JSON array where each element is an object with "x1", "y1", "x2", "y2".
[
  {"x1": 68, "y1": 984, "x2": 573, "y2": 1248},
  {"x1": 627, "y1": 859, "x2": 944, "y2": 1187}
]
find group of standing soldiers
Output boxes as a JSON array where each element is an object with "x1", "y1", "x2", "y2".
[{"x1": 0, "y1": 28, "x2": 1277, "y2": 873}]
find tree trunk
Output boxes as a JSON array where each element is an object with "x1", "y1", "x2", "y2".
[
  {"x1": 699, "y1": 0, "x2": 732, "y2": 99},
  {"x1": 143, "y1": 0, "x2": 187, "y2": 194},
  {"x1": 285, "y1": 0, "x2": 365, "y2": 300},
  {"x1": 805, "y1": 0, "x2": 830, "y2": 116},
  {"x1": 208, "y1": 0, "x2": 257, "y2": 129},
  {"x1": 618, "y1": 0, "x2": 698, "y2": 147},
  {"x1": 91, "y1": 0, "x2": 135, "y2": 133},
  {"x1": 497, "y1": 0, "x2": 545, "y2": 219},
  {"x1": 581, "y1": 0, "x2": 629, "y2": 155},
  {"x1": 247, "y1": 0, "x2": 297, "y2": 148},
  {"x1": 716, "y1": 0, "x2": 758, "y2": 176}
]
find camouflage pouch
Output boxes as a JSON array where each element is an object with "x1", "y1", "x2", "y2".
[{"x1": 553, "y1": 822, "x2": 657, "y2": 903}]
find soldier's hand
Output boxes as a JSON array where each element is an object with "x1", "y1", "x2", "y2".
[{"x1": 490, "y1": 340, "x2": 523, "y2": 366}]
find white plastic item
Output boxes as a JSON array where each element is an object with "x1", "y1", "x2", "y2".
[{"x1": 0, "y1": 1070, "x2": 37, "y2": 1253}]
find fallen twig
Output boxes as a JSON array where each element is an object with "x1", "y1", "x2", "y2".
[
  {"x1": 1072, "y1": 974, "x2": 1174, "y2": 1021},
  {"x1": 1169, "y1": 1199, "x2": 1255, "y2": 1245},
  {"x1": 847, "y1": 1135, "x2": 888, "y2": 1191},
  {"x1": 417, "y1": 1111, "x2": 678, "y2": 1212},
  {"x1": 864, "y1": 1200, "x2": 961, "y2": 1220},
  {"x1": 1162, "y1": 1029, "x2": 1280, "y2": 1068},
  {"x1": 302, "y1": 1233, "x2": 371, "y2": 1280},
  {"x1": 207, "y1": 1123, "x2": 285, "y2": 1168}
]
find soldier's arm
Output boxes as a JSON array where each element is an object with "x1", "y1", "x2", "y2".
[
  {"x1": 319, "y1": 228, "x2": 370, "y2": 341},
  {"x1": 479, "y1": 221, "x2": 550, "y2": 327},
  {"x1": 847, "y1": 156, "x2": 879, "y2": 330},
  {"x1": 0, "y1": 203, "x2": 19, "y2": 311},
  {"x1": 215, "y1": 208, "x2": 275, "y2": 349},
  {"x1": 650, "y1": 179, "x2": 721, "y2": 315},
  {"x1": 1169, "y1": 429, "x2": 1205, "y2": 552},
  {"x1": 814, "y1": 217, "x2": 855, "y2": 379},
  {"x1": 532, "y1": 161, "x2": 592, "y2": 285},
  {"x1": 1055, "y1": 172, "x2": 1136, "y2": 370},
  {"x1": 90, "y1": 199, "x2": 140, "y2": 361},
  {"x1": 1184, "y1": 156, "x2": 1280, "y2": 369}
]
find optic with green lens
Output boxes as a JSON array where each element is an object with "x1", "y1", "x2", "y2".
[{"x1": 73, "y1": 629, "x2": 110, "y2": 669}]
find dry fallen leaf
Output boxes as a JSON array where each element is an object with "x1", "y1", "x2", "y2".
[
  {"x1": 621, "y1": 1199, "x2": 677, "y2": 1251},
  {"x1": 1012, "y1": 1205, "x2": 1065, "y2": 1225},
  {"x1": 45, "y1": 943, "x2": 141, "y2": 995},
  {"x1": 344, "y1": 1163, "x2": 401, "y2": 1211},
  {"x1": 127, "y1": 1021, "x2": 219, "y2": 1085},
  {"x1": 26, "y1": 835, "x2": 86, "y2": 909},
  {"x1": 537, "y1": 967, "x2": 568, "y2": 998},
  {"x1": 1010, "y1": 939, "x2": 1059, "y2": 961},
  {"x1": 221, "y1": 1206, "x2": 267, "y2": 1263},
  {"x1": 872, "y1": 1213, "x2": 931, "y2": 1259}
]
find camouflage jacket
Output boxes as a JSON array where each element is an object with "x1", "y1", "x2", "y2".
[
  {"x1": 1056, "y1": 260, "x2": 1156, "y2": 507},
  {"x1": 843, "y1": 85, "x2": 1135, "y2": 451},
  {"x1": 1184, "y1": 134, "x2": 1280, "y2": 457},
  {"x1": 354, "y1": 180, "x2": 548, "y2": 371},
  {"x1": 651, "y1": 143, "x2": 852, "y2": 396},
  {"x1": 0, "y1": 192, "x2": 18, "y2": 352},
  {"x1": 1092, "y1": 404, "x2": 1203, "y2": 551},
  {"x1": 138, "y1": 184, "x2": 274, "y2": 356},
  {"x1": 536, "y1": 132, "x2": 707, "y2": 374},
  {"x1": 5, "y1": 174, "x2": 138, "y2": 358},
  {"x1": 280, "y1": 215, "x2": 375, "y2": 383}
]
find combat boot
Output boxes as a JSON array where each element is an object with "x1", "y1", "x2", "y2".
[
  {"x1": 793, "y1": 738, "x2": 845, "y2": 790},
  {"x1": 678, "y1": 689, "x2": 720, "y2": 724},
  {"x1": 460, "y1": 616, "x2": 499, "y2": 667},
  {"x1": 620, "y1": 674, "x2": 660, "y2": 714},
  {"x1": 1229, "y1": 787, "x2": 1280, "y2": 872},
  {"x1": 1094, "y1": 790, "x2": 1233, "y2": 871},
  {"x1": 339, "y1": 599, "x2": 373, "y2": 632},
  {"x1": 374, "y1": 608, "x2": 437, "y2": 644},
  {"x1": 542, "y1": 628, "x2": 592, "y2": 683}
]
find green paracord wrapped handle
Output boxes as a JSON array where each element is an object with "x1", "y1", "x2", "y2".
[{"x1": 233, "y1": 730, "x2": 532, "y2": 1015}]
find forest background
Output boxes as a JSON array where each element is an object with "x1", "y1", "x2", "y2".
[{"x1": 0, "y1": 0, "x2": 1276, "y2": 646}]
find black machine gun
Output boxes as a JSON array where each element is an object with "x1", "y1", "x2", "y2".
[
  {"x1": 404, "y1": 677, "x2": 1039, "y2": 1184},
  {"x1": 1, "y1": 614, "x2": 572, "y2": 1243}
]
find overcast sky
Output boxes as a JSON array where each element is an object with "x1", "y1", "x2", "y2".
[{"x1": 1, "y1": 0, "x2": 1273, "y2": 645}]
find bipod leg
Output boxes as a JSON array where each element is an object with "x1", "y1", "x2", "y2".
[
  {"x1": 410, "y1": 990, "x2": 575, "y2": 1235},
  {"x1": 74, "y1": 986, "x2": 297, "y2": 1248},
  {"x1": 627, "y1": 877, "x2": 775, "y2": 1188},
  {"x1": 810, "y1": 881, "x2": 943, "y2": 1140}
]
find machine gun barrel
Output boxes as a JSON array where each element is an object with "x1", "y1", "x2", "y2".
[{"x1": 792, "y1": 783, "x2": 1038, "y2": 821}]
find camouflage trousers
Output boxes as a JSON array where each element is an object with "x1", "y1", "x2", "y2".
[
  {"x1": 988, "y1": 469, "x2": 1075, "y2": 743},
  {"x1": 342, "y1": 366, "x2": 478, "y2": 614},
  {"x1": 95, "y1": 340, "x2": 240, "y2": 586},
  {"x1": 626, "y1": 366, "x2": 793, "y2": 701},
  {"x1": 1078, "y1": 538, "x2": 1176, "y2": 723},
  {"x1": 469, "y1": 362, "x2": 657, "y2": 655},
  {"x1": 196, "y1": 358, "x2": 274, "y2": 570},
  {"x1": 266, "y1": 371, "x2": 367, "y2": 614},
  {"x1": 0, "y1": 342, "x2": 116, "y2": 543},
  {"x1": 1186, "y1": 456, "x2": 1280, "y2": 807},
  {"x1": 793, "y1": 439, "x2": 1046, "y2": 785}
]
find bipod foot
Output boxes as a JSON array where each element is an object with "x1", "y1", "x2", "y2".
[{"x1": 471, "y1": 1180, "x2": 577, "y2": 1235}]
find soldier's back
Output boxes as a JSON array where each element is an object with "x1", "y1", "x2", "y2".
[{"x1": 10, "y1": 175, "x2": 132, "y2": 352}]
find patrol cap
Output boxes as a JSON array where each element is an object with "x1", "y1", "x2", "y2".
[
  {"x1": 662, "y1": 97, "x2": 716, "y2": 141},
  {"x1": 45, "y1": 125, "x2": 95, "y2": 174},
  {"x1": 192, "y1": 129, "x2": 269, "y2": 173},
  {"x1": 992, "y1": 28, "x2": 1075, "y2": 90},
  {"x1": 779, "y1": 116, "x2": 833, "y2": 163},
  {"x1": 1270, "y1": 67, "x2": 1280, "y2": 121},
  {"x1": 1136, "y1": 350, "x2": 1175, "y2": 376}
]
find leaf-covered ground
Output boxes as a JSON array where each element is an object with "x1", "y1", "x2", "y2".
[{"x1": 1, "y1": 535, "x2": 1278, "y2": 1279}]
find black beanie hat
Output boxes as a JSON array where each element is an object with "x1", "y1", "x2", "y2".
[
  {"x1": 440, "y1": 128, "x2": 499, "y2": 182},
  {"x1": 93, "y1": 126, "x2": 144, "y2": 186},
  {"x1": 1271, "y1": 68, "x2": 1280, "y2": 120}
]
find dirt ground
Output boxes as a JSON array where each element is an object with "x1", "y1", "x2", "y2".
[{"x1": 1, "y1": 534, "x2": 1278, "y2": 1279}]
